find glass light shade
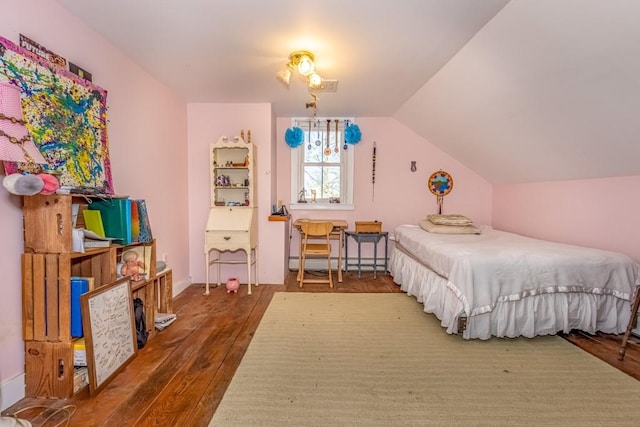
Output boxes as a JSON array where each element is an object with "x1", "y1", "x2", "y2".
[
  {"x1": 308, "y1": 72, "x2": 323, "y2": 88},
  {"x1": 277, "y1": 68, "x2": 292, "y2": 86},
  {"x1": 297, "y1": 55, "x2": 315, "y2": 76}
]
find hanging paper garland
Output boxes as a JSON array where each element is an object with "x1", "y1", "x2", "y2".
[
  {"x1": 344, "y1": 123, "x2": 362, "y2": 144},
  {"x1": 285, "y1": 126, "x2": 304, "y2": 148}
]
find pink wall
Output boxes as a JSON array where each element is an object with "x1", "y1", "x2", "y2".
[
  {"x1": 276, "y1": 117, "x2": 494, "y2": 259},
  {"x1": 187, "y1": 104, "x2": 288, "y2": 285},
  {"x1": 493, "y1": 176, "x2": 640, "y2": 262},
  {"x1": 0, "y1": 1, "x2": 189, "y2": 408}
]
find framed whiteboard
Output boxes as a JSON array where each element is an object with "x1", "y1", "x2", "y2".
[{"x1": 81, "y1": 277, "x2": 137, "y2": 395}]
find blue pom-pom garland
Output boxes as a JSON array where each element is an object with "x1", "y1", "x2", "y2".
[
  {"x1": 344, "y1": 124, "x2": 362, "y2": 144},
  {"x1": 285, "y1": 126, "x2": 304, "y2": 148}
]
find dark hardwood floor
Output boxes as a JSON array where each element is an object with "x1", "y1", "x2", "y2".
[{"x1": 4, "y1": 271, "x2": 640, "y2": 426}]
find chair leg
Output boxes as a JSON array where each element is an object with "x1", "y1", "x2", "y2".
[
  {"x1": 328, "y1": 253, "x2": 333, "y2": 288},
  {"x1": 299, "y1": 254, "x2": 306, "y2": 288}
]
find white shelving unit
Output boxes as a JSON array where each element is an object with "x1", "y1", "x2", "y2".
[{"x1": 204, "y1": 135, "x2": 258, "y2": 295}]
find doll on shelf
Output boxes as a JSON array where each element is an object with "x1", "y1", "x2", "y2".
[{"x1": 120, "y1": 250, "x2": 146, "y2": 281}]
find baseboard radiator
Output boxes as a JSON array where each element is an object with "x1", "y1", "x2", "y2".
[{"x1": 288, "y1": 257, "x2": 388, "y2": 271}]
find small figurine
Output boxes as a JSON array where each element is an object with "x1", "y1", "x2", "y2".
[
  {"x1": 298, "y1": 188, "x2": 307, "y2": 203},
  {"x1": 226, "y1": 278, "x2": 240, "y2": 293}
]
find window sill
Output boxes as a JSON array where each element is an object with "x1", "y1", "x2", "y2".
[{"x1": 289, "y1": 203, "x2": 354, "y2": 211}]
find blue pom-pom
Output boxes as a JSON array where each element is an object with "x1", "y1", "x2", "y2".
[
  {"x1": 285, "y1": 127, "x2": 304, "y2": 148},
  {"x1": 344, "y1": 124, "x2": 362, "y2": 144}
]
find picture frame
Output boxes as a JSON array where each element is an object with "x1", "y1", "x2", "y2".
[
  {"x1": 118, "y1": 245, "x2": 152, "y2": 282},
  {"x1": 80, "y1": 277, "x2": 137, "y2": 395}
]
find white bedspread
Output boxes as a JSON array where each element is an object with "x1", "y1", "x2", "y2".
[{"x1": 391, "y1": 225, "x2": 640, "y2": 339}]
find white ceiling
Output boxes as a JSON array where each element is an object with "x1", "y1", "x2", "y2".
[{"x1": 55, "y1": 0, "x2": 640, "y2": 184}]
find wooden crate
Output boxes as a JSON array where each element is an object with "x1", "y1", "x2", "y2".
[
  {"x1": 25, "y1": 341, "x2": 74, "y2": 398},
  {"x1": 23, "y1": 195, "x2": 75, "y2": 253},
  {"x1": 355, "y1": 221, "x2": 382, "y2": 233},
  {"x1": 22, "y1": 251, "x2": 115, "y2": 342}
]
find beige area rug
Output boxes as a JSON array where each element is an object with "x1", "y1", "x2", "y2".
[{"x1": 210, "y1": 293, "x2": 640, "y2": 426}]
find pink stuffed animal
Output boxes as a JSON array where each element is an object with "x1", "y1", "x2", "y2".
[{"x1": 226, "y1": 278, "x2": 240, "y2": 293}]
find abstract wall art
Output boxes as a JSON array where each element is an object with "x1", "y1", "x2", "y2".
[{"x1": 0, "y1": 36, "x2": 113, "y2": 193}]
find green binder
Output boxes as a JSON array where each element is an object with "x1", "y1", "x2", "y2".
[{"x1": 88, "y1": 198, "x2": 132, "y2": 244}]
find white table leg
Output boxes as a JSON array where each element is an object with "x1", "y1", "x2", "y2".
[{"x1": 204, "y1": 250, "x2": 210, "y2": 295}]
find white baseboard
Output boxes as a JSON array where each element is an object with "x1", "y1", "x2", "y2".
[
  {"x1": 1, "y1": 373, "x2": 25, "y2": 412},
  {"x1": 173, "y1": 276, "x2": 192, "y2": 297}
]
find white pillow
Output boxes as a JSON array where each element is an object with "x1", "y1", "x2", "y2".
[
  {"x1": 419, "y1": 219, "x2": 481, "y2": 235},
  {"x1": 426, "y1": 213, "x2": 473, "y2": 226}
]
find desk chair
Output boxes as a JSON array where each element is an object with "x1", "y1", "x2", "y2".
[{"x1": 298, "y1": 221, "x2": 334, "y2": 288}]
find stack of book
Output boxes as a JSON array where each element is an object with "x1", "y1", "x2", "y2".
[
  {"x1": 155, "y1": 312, "x2": 177, "y2": 330},
  {"x1": 84, "y1": 197, "x2": 153, "y2": 245}
]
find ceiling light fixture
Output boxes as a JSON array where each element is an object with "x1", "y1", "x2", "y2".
[{"x1": 277, "y1": 50, "x2": 324, "y2": 89}]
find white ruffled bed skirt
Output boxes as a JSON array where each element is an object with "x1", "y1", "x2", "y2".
[{"x1": 389, "y1": 247, "x2": 631, "y2": 340}]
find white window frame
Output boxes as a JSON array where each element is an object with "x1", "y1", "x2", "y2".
[{"x1": 289, "y1": 117, "x2": 354, "y2": 211}]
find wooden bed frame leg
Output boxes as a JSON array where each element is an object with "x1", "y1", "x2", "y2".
[
  {"x1": 457, "y1": 315, "x2": 468, "y2": 334},
  {"x1": 618, "y1": 286, "x2": 640, "y2": 361}
]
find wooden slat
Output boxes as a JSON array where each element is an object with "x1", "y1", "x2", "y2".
[
  {"x1": 22, "y1": 253, "x2": 34, "y2": 341},
  {"x1": 108, "y1": 246, "x2": 118, "y2": 285},
  {"x1": 145, "y1": 277, "x2": 155, "y2": 340},
  {"x1": 58, "y1": 253, "x2": 71, "y2": 342},
  {"x1": 90, "y1": 253, "x2": 103, "y2": 286},
  {"x1": 45, "y1": 254, "x2": 59, "y2": 341},
  {"x1": 149, "y1": 240, "x2": 157, "y2": 278},
  {"x1": 157, "y1": 269, "x2": 173, "y2": 314},
  {"x1": 32, "y1": 254, "x2": 46, "y2": 341}
]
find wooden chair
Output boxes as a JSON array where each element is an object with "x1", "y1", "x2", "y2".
[{"x1": 298, "y1": 221, "x2": 334, "y2": 288}]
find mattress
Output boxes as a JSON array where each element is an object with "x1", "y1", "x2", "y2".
[{"x1": 390, "y1": 225, "x2": 640, "y2": 339}]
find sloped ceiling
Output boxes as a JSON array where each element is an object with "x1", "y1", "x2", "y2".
[
  {"x1": 54, "y1": 0, "x2": 640, "y2": 184},
  {"x1": 394, "y1": 0, "x2": 640, "y2": 184}
]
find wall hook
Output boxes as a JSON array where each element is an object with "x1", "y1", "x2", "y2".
[{"x1": 410, "y1": 161, "x2": 417, "y2": 172}]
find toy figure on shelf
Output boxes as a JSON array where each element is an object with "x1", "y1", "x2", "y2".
[{"x1": 298, "y1": 188, "x2": 307, "y2": 203}]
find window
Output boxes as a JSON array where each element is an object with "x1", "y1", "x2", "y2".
[{"x1": 290, "y1": 118, "x2": 354, "y2": 210}]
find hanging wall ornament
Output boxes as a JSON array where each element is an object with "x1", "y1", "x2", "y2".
[
  {"x1": 372, "y1": 141, "x2": 377, "y2": 202},
  {"x1": 285, "y1": 126, "x2": 304, "y2": 148},
  {"x1": 428, "y1": 170, "x2": 454, "y2": 214}
]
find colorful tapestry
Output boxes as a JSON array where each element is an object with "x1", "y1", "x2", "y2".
[{"x1": 0, "y1": 36, "x2": 113, "y2": 193}]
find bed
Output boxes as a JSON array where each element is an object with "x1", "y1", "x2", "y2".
[{"x1": 389, "y1": 224, "x2": 640, "y2": 340}]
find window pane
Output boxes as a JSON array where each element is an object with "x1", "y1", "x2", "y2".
[
  {"x1": 303, "y1": 166, "x2": 341, "y2": 199},
  {"x1": 303, "y1": 130, "x2": 341, "y2": 163}
]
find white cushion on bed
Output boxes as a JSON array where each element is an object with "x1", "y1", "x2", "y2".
[
  {"x1": 419, "y1": 219, "x2": 481, "y2": 234},
  {"x1": 427, "y1": 213, "x2": 473, "y2": 226}
]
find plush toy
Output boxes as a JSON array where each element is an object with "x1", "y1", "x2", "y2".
[
  {"x1": 226, "y1": 278, "x2": 240, "y2": 293},
  {"x1": 2, "y1": 173, "x2": 43, "y2": 196}
]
